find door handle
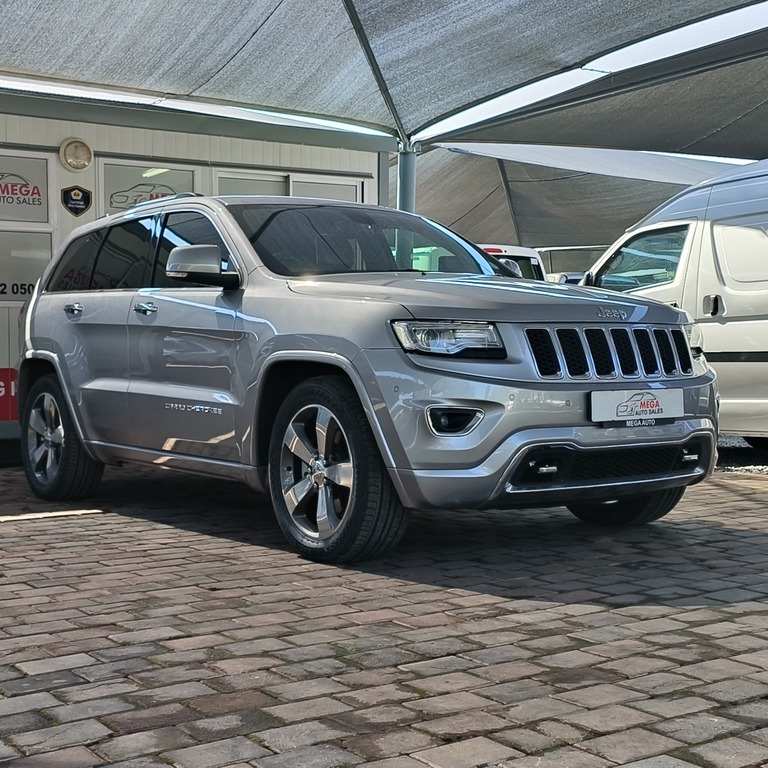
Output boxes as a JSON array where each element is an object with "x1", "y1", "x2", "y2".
[
  {"x1": 133, "y1": 302, "x2": 158, "y2": 315},
  {"x1": 703, "y1": 294, "x2": 721, "y2": 316},
  {"x1": 63, "y1": 303, "x2": 83, "y2": 315}
]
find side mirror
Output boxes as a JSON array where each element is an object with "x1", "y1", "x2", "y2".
[
  {"x1": 166, "y1": 244, "x2": 240, "y2": 290},
  {"x1": 582, "y1": 271, "x2": 595, "y2": 287},
  {"x1": 499, "y1": 258, "x2": 523, "y2": 278}
]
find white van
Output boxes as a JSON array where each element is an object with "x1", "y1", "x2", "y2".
[
  {"x1": 585, "y1": 159, "x2": 768, "y2": 449},
  {"x1": 479, "y1": 244, "x2": 547, "y2": 280}
]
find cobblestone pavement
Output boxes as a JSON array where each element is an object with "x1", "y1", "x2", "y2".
[{"x1": 2, "y1": 466, "x2": 768, "y2": 768}]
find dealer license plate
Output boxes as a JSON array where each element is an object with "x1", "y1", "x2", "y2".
[{"x1": 590, "y1": 389, "x2": 684, "y2": 427}]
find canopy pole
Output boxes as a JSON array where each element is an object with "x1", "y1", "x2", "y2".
[{"x1": 397, "y1": 143, "x2": 418, "y2": 212}]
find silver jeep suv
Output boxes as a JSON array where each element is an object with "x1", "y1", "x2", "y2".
[{"x1": 18, "y1": 195, "x2": 718, "y2": 562}]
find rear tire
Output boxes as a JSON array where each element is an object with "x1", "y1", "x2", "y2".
[
  {"x1": 20, "y1": 374, "x2": 104, "y2": 500},
  {"x1": 567, "y1": 486, "x2": 685, "y2": 527},
  {"x1": 268, "y1": 375, "x2": 408, "y2": 563},
  {"x1": 743, "y1": 437, "x2": 768, "y2": 451}
]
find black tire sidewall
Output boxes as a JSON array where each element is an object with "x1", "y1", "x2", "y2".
[
  {"x1": 268, "y1": 377, "x2": 381, "y2": 560},
  {"x1": 21, "y1": 375, "x2": 79, "y2": 499}
]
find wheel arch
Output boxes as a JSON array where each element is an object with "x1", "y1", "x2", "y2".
[
  {"x1": 252, "y1": 353, "x2": 398, "y2": 473},
  {"x1": 17, "y1": 354, "x2": 90, "y2": 445}
]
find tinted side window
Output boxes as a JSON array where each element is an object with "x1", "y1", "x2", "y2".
[
  {"x1": 595, "y1": 226, "x2": 689, "y2": 293},
  {"x1": 153, "y1": 212, "x2": 232, "y2": 288},
  {"x1": 91, "y1": 218, "x2": 154, "y2": 290},
  {"x1": 46, "y1": 232, "x2": 103, "y2": 292}
]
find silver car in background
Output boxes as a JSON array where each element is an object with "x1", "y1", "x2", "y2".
[{"x1": 17, "y1": 196, "x2": 718, "y2": 562}]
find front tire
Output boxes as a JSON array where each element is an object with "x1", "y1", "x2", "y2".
[
  {"x1": 268, "y1": 376, "x2": 407, "y2": 563},
  {"x1": 567, "y1": 487, "x2": 685, "y2": 527},
  {"x1": 20, "y1": 374, "x2": 104, "y2": 500}
]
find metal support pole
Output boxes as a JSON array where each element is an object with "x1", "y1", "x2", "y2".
[{"x1": 397, "y1": 146, "x2": 417, "y2": 212}]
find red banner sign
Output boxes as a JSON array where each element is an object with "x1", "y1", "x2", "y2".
[{"x1": 0, "y1": 367, "x2": 18, "y2": 422}]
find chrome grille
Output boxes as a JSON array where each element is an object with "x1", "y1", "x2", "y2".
[{"x1": 525, "y1": 326, "x2": 693, "y2": 380}]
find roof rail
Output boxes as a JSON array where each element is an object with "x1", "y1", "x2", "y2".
[{"x1": 127, "y1": 192, "x2": 205, "y2": 210}]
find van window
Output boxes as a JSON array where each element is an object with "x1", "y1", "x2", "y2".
[
  {"x1": 713, "y1": 217, "x2": 768, "y2": 283},
  {"x1": 594, "y1": 226, "x2": 689, "y2": 293}
]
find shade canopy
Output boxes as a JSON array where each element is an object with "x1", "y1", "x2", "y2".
[
  {"x1": 0, "y1": 0, "x2": 764, "y2": 148},
  {"x1": 390, "y1": 149, "x2": 695, "y2": 248}
]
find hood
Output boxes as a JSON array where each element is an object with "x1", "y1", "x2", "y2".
[{"x1": 286, "y1": 273, "x2": 686, "y2": 325}]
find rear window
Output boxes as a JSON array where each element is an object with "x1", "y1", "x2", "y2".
[{"x1": 47, "y1": 232, "x2": 103, "y2": 292}]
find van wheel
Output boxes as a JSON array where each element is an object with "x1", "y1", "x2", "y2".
[
  {"x1": 268, "y1": 376, "x2": 408, "y2": 563},
  {"x1": 21, "y1": 375, "x2": 104, "y2": 500},
  {"x1": 743, "y1": 437, "x2": 768, "y2": 451},
  {"x1": 567, "y1": 487, "x2": 685, "y2": 527}
]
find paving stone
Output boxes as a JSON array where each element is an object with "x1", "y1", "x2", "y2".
[
  {"x1": 579, "y1": 727, "x2": 683, "y2": 763},
  {"x1": 630, "y1": 696, "x2": 716, "y2": 718},
  {"x1": 9, "y1": 719, "x2": 113, "y2": 754},
  {"x1": 0, "y1": 743, "x2": 20, "y2": 760},
  {"x1": 0, "y1": 746, "x2": 105, "y2": 766},
  {"x1": 15, "y1": 653, "x2": 97, "y2": 675},
  {"x1": 331, "y1": 704, "x2": 422, "y2": 731},
  {"x1": 0, "y1": 711, "x2": 49, "y2": 736},
  {"x1": 94, "y1": 726, "x2": 196, "y2": 762},
  {"x1": 342, "y1": 728, "x2": 440, "y2": 760},
  {"x1": 618, "y1": 759, "x2": 700, "y2": 768},
  {"x1": 562, "y1": 703, "x2": 658, "y2": 733},
  {"x1": 252, "y1": 743, "x2": 362, "y2": 767},
  {"x1": 497, "y1": 746, "x2": 613, "y2": 767},
  {"x1": 178, "y1": 708, "x2": 281, "y2": 740},
  {"x1": 186, "y1": 688, "x2": 278, "y2": 715},
  {"x1": 403, "y1": 691, "x2": 493, "y2": 715},
  {"x1": 413, "y1": 736, "x2": 522, "y2": 767},
  {"x1": 478, "y1": 680, "x2": 557, "y2": 705},
  {"x1": 263, "y1": 678, "x2": 350, "y2": 701},
  {"x1": 262, "y1": 695, "x2": 352, "y2": 723},
  {"x1": 651, "y1": 710, "x2": 750, "y2": 743},
  {"x1": 681, "y1": 736, "x2": 768, "y2": 767},
  {"x1": 43, "y1": 696, "x2": 135, "y2": 724},
  {"x1": 102, "y1": 703, "x2": 200, "y2": 734},
  {"x1": 161, "y1": 735, "x2": 271, "y2": 767},
  {"x1": 412, "y1": 710, "x2": 510, "y2": 738},
  {"x1": 125, "y1": 681, "x2": 218, "y2": 707},
  {"x1": 504, "y1": 696, "x2": 585, "y2": 724},
  {"x1": 337, "y1": 683, "x2": 418, "y2": 707},
  {"x1": 554, "y1": 683, "x2": 647, "y2": 708},
  {"x1": 620, "y1": 673, "x2": 699, "y2": 695},
  {"x1": 690, "y1": 678, "x2": 768, "y2": 703},
  {"x1": 257, "y1": 721, "x2": 352, "y2": 752},
  {"x1": 1, "y1": 669, "x2": 85, "y2": 695},
  {"x1": 397, "y1": 656, "x2": 479, "y2": 676},
  {"x1": 74, "y1": 657, "x2": 156, "y2": 682},
  {"x1": 0, "y1": 691, "x2": 60, "y2": 716}
]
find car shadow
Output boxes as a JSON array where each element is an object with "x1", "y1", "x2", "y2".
[{"x1": 3, "y1": 465, "x2": 767, "y2": 612}]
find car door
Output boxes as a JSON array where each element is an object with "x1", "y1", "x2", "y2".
[
  {"x1": 126, "y1": 209, "x2": 241, "y2": 462},
  {"x1": 694, "y1": 204, "x2": 768, "y2": 436},
  {"x1": 37, "y1": 218, "x2": 154, "y2": 446},
  {"x1": 591, "y1": 223, "x2": 702, "y2": 314}
]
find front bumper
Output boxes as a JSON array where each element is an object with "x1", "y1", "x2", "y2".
[
  {"x1": 389, "y1": 422, "x2": 716, "y2": 510},
  {"x1": 359, "y1": 350, "x2": 718, "y2": 511}
]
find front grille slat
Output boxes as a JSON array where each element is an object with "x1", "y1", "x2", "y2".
[{"x1": 526, "y1": 324, "x2": 693, "y2": 381}]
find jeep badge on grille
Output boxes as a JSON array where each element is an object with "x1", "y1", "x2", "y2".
[{"x1": 596, "y1": 307, "x2": 628, "y2": 320}]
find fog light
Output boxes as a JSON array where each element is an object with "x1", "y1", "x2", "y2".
[{"x1": 427, "y1": 407, "x2": 482, "y2": 435}]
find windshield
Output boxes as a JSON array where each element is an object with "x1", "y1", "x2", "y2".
[{"x1": 227, "y1": 203, "x2": 509, "y2": 277}]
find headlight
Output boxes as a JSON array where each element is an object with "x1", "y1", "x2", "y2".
[
  {"x1": 392, "y1": 320, "x2": 505, "y2": 358},
  {"x1": 685, "y1": 322, "x2": 704, "y2": 358}
]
